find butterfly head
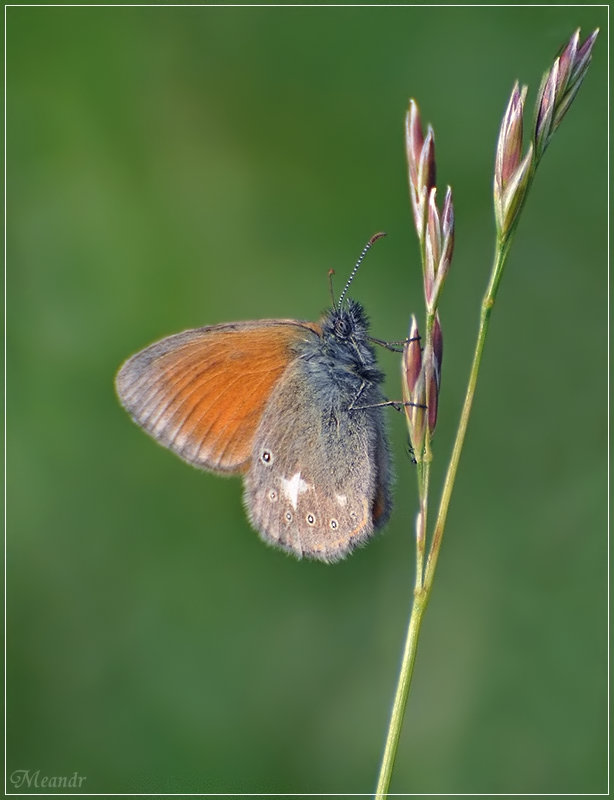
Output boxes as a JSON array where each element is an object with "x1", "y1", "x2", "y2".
[{"x1": 323, "y1": 298, "x2": 370, "y2": 343}]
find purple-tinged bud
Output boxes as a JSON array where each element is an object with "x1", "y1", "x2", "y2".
[
  {"x1": 419, "y1": 127, "x2": 437, "y2": 204},
  {"x1": 535, "y1": 60, "x2": 558, "y2": 156},
  {"x1": 402, "y1": 316, "x2": 427, "y2": 458},
  {"x1": 426, "y1": 371, "x2": 439, "y2": 434},
  {"x1": 560, "y1": 28, "x2": 580, "y2": 59},
  {"x1": 431, "y1": 186, "x2": 454, "y2": 307},
  {"x1": 427, "y1": 188, "x2": 442, "y2": 263},
  {"x1": 556, "y1": 29, "x2": 579, "y2": 98},
  {"x1": 534, "y1": 28, "x2": 599, "y2": 159},
  {"x1": 424, "y1": 187, "x2": 440, "y2": 308},
  {"x1": 571, "y1": 28, "x2": 599, "y2": 85},
  {"x1": 432, "y1": 311, "x2": 443, "y2": 388},
  {"x1": 406, "y1": 100, "x2": 436, "y2": 241},
  {"x1": 414, "y1": 130, "x2": 436, "y2": 239},
  {"x1": 494, "y1": 81, "x2": 533, "y2": 237},
  {"x1": 552, "y1": 30, "x2": 598, "y2": 132},
  {"x1": 496, "y1": 82, "x2": 526, "y2": 188},
  {"x1": 406, "y1": 100, "x2": 424, "y2": 198},
  {"x1": 403, "y1": 315, "x2": 422, "y2": 396},
  {"x1": 427, "y1": 313, "x2": 443, "y2": 434},
  {"x1": 496, "y1": 143, "x2": 533, "y2": 236},
  {"x1": 495, "y1": 82, "x2": 528, "y2": 225},
  {"x1": 442, "y1": 186, "x2": 454, "y2": 256}
]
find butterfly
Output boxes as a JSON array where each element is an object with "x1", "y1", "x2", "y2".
[{"x1": 115, "y1": 234, "x2": 391, "y2": 563}]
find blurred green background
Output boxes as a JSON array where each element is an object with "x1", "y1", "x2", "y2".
[{"x1": 7, "y1": 5, "x2": 607, "y2": 795}]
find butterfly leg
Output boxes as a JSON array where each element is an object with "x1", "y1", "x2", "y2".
[
  {"x1": 368, "y1": 334, "x2": 421, "y2": 353},
  {"x1": 348, "y1": 382, "x2": 425, "y2": 413}
]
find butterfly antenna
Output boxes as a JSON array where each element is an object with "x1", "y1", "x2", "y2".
[
  {"x1": 337, "y1": 231, "x2": 387, "y2": 310},
  {"x1": 328, "y1": 268, "x2": 336, "y2": 306}
]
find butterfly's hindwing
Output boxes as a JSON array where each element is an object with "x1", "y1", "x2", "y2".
[{"x1": 244, "y1": 358, "x2": 390, "y2": 562}]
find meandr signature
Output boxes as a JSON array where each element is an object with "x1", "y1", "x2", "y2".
[{"x1": 9, "y1": 769, "x2": 86, "y2": 790}]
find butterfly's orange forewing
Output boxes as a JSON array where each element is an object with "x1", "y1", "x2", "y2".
[{"x1": 116, "y1": 320, "x2": 322, "y2": 474}]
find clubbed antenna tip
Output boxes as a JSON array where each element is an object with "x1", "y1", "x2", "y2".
[{"x1": 337, "y1": 232, "x2": 387, "y2": 309}]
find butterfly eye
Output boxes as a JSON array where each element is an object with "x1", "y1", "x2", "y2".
[
  {"x1": 330, "y1": 519, "x2": 339, "y2": 530},
  {"x1": 260, "y1": 449, "x2": 273, "y2": 465},
  {"x1": 306, "y1": 513, "x2": 316, "y2": 526},
  {"x1": 268, "y1": 489, "x2": 278, "y2": 502},
  {"x1": 284, "y1": 510, "x2": 293, "y2": 523},
  {"x1": 334, "y1": 317, "x2": 351, "y2": 339}
]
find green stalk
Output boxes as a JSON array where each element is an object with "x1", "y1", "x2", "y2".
[
  {"x1": 374, "y1": 233, "x2": 512, "y2": 799},
  {"x1": 375, "y1": 28, "x2": 597, "y2": 797},
  {"x1": 374, "y1": 587, "x2": 427, "y2": 799},
  {"x1": 424, "y1": 235, "x2": 510, "y2": 586}
]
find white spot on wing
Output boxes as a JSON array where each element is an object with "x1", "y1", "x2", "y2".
[
  {"x1": 336, "y1": 494, "x2": 347, "y2": 507},
  {"x1": 281, "y1": 472, "x2": 310, "y2": 510}
]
